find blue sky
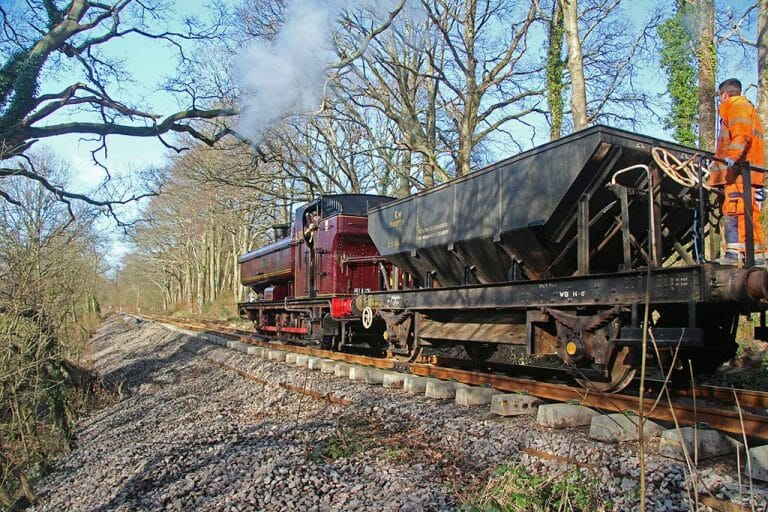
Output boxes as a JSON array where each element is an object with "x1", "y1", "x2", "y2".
[
  {"x1": 34, "y1": 1, "x2": 763, "y2": 196},
  {"x1": 41, "y1": 22, "x2": 189, "y2": 192},
  {"x1": 26, "y1": 0, "x2": 219, "y2": 260}
]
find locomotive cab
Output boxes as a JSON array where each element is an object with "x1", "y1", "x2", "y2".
[{"x1": 292, "y1": 195, "x2": 392, "y2": 300}]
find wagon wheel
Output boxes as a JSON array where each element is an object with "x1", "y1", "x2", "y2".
[
  {"x1": 390, "y1": 345, "x2": 423, "y2": 363},
  {"x1": 386, "y1": 314, "x2": 422, "y2": 363},
  {"x1": 387, "y1": 336, "x2": 422, "y2": 362},
  {"x1": 574, "y1": 345, "x2": 636, "y2": 393}
]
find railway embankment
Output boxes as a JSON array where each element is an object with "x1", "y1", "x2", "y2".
[{"x1": 27, "y1": 315, "x2": 768, "y2": 511}]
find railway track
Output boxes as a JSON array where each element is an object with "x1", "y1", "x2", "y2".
[{"x1": 143, "y1": 315, "x2": 768, "y2": 440}]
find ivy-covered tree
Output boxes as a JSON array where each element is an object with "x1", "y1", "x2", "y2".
[
  {"x1": 546, "y1": 0, "x2": 565, "y2": 140},
  {"x1": 758, "y1": 0, "x2": 767, "y2": 164},
  {"x1": 694, "y1": 0, "x2": 716, "y2": 151},
  {"x1": 657, "y1": 12, "x2": 699, "y2": 146}
]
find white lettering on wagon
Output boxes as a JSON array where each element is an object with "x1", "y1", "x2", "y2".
[
  {"x1": 659, "y1": 275, "x2": 691, "y2": 290},
  {"x1": 416, "y1": 222, "x2": 449, "y2": 242},
  {"x1": 557, "y1": 289, "x2": 587, "y2": 299}
]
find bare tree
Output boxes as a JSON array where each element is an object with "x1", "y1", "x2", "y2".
[
  {"x1": 560, "y1": 0, "x2": 588, "y2": 130},
  {"x1": 422, "y1": 0, "x2": 543, "y2": 177},
  {"x1": 334, "y1": 9, "x2": 448, "y2": 194},
  {"x1": 124, "y1": 143, "x2": 280, "y2": 312},
  {"x1": 693, "y1": 0, "x2": 716, "y2": 150},
  {"x1": 0, "y1": 0, "x2": 239, "y2": 218},
  {"x1": 0, "y1": 152, "x2": 105, "y2": 508}
]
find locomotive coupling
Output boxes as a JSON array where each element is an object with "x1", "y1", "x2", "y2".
[{"x1": 724, "y1": 266, "x2": 768, "y2": 303}]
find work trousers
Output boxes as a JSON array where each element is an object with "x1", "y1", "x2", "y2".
[{"x1": 722, "y1": 182, "x2": 765, "y2": 258}]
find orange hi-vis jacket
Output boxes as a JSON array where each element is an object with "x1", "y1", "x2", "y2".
[{"x1": 708, "y1": 95, "x2": 765, "y2": 187}]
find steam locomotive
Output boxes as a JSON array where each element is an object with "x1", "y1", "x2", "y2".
[{"x1": 239, "y1": 125, "x2": 768, "y2": 392}]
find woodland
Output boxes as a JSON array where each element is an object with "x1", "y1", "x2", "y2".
[{"x1": 0, "y1": 0, "x2": 765, "y2": 509}]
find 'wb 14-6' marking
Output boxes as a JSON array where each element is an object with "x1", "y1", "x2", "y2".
[{"x1": 557, "y1": 289, "x2": 586, "y2": 298}]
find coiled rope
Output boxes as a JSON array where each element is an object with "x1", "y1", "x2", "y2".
[{"x1": 650, "y1": 146, "x2": 711, "y2": 189}]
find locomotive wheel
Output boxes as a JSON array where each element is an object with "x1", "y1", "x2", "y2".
[
  {"x1": 574, "y1": 346, "x2": 636, "y2": 393},
  {"x1": 463, "y1": 342, "x2": 497, "y2": 363}
]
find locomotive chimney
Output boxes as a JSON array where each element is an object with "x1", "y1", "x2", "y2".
[{"x1": 272, "y1": 223, "x2": 290, "y2": 240}]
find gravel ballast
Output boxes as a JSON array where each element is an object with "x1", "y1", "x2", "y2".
[{"x1": 28, "y1": 315, "x2": 768, "y2": 511}]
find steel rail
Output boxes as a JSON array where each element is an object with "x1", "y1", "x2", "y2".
[{"x1": 145, "y1": 315, "x2": 768, "y2": 440}]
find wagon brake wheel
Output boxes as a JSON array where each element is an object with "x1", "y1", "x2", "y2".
[
  {"x1": 361, "y1": 307, "x2": 374, "y2": 329},
  {"x1": 574, "y1": 345, "x2": 636, "y2": 393}
]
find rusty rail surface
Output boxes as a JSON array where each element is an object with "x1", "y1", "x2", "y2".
[{"x1": 142, "y1": 315, "x2": 768, "y2": 440}]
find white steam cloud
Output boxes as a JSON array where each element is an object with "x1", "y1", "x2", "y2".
[{"x1": 237, "y1": 0, "x2": 399, "y2": 141}]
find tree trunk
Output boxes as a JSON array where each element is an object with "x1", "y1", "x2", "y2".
[
  {"x1": 561, "y1": 0, "x2": 588, "y2": 130},
  {"x1": 696, "y1": 0, "x2": 716, "y2": 150},
  {"x1": 208, "y1": 225, "x2": 217, "y2": 303},
  {"x1": 232, "y1": 231, "x2": 241, "y2": 302},
  {"x1": 547, "y1": 0, "x2": 565, "y2": 140},
  {"x1": 424, "y1": 48, "x2": 440, "y2": 187},
  {"x1": 185, "y1": 256, "x2": 193, "y2": 307},
  {"x1": 196, "y1": 263, "x2": 203, "y2": 312},
  {"x1": 759, "y1": 0, "x2": 768, "y2": 164},
  {"x1": 457, "y1": 0, "x2": 478, "y2": 178},
  {"x1": 398, "y1": 149, "x2": 412, "y2": 197}
]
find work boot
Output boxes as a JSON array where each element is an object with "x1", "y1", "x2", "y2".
[{"x1": 719, "y1": 250, "x2": 741, "y2": 265}]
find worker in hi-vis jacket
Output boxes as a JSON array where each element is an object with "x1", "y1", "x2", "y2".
[{"x1": 707, "y1": 78, "x2": 766, "y2": 264}]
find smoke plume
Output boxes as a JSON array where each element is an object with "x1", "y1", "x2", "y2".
[{"x1": 237, "y1": 0, "x2": 400, "y2": 142}]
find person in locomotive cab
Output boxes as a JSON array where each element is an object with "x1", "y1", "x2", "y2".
[
  {"x1": 707, "y1": 78, "x2": 766, "y2": 264},
  {"x1": 303, "y1": 210, "x2": 321, "y2": 246}
]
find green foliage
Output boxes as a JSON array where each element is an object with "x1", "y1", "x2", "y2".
[
  {"x1": 309, "y1": 427, "x2": 365, "y2": 462},
  {"x1": 657, "y1": 15, "x2": 698, "y2": 146},
  {"x1": 546, "y1": 1, "x2": 565, "y2": 140},
  {"x1": 461, "y1": 464, "x2": 609, "y2": 512}
]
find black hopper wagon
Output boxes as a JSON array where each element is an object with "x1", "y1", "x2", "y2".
[
  {"x1": 352, "y1": 125, "x2": 768, "y2": 392},
  {"x1": 239, "y1": 125, "x2": 768, "y2": 393}
]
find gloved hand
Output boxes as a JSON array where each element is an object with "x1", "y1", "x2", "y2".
[{"x1": 724, "y1": 157, "x2": 735, "y2": 167}]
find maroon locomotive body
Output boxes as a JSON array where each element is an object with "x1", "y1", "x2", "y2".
[
  {"x1": 238, "y1": 194, "x2": 392, "y2": 346},
  {"x1": 239, "y1": 236, "x2": 294, "y2": 301}
]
